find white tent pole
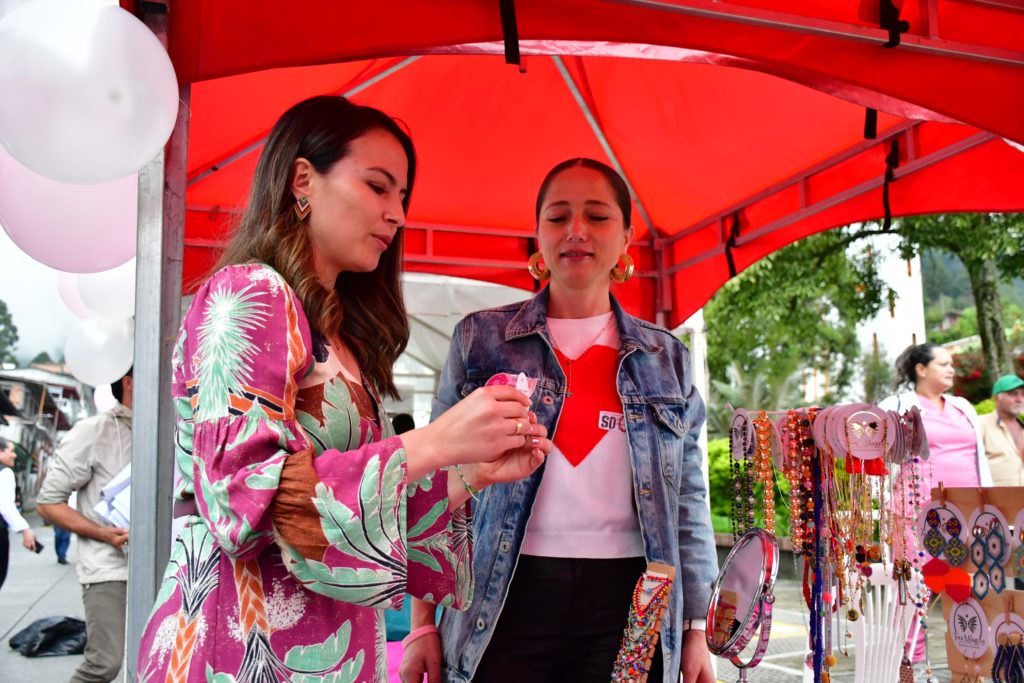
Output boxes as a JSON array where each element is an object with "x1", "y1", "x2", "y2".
[
  {"x1": 125, "y1": 74, "x2": 189, "y2": 678},
  {"x1": 550, "y1": 55, "x2": 659, "y2": 240}
]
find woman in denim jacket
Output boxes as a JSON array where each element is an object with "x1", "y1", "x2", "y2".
[{"x1": 401, "y1": 159, "x2": 719, "y2": 682}]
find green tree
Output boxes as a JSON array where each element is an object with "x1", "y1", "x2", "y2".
[
  {"x1": 706, "y1": 362, "x2": 803, "y2": 439},
  {"x1": 861, "y1": 345, "x2": 893, "y2": 404},
  {"x1": 928, "y1": 307, "x2": 979, "y2": 345},
  {"x1": 29, "y1": 351, "x2": 54, "y2": 365},
  {"x1": 0, "y1": 300, "x2": 18, "y2": 365},
  {"x1": 892, "y1": 213, "x2": 1024, "y2": 384},
  {"x1": 705, "y1": 228, "x2": 890, "y2": 413}
]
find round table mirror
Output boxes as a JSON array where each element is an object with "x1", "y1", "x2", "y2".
[{"x1": 706, "y1": 528, "x2": 779, "y2": 682}]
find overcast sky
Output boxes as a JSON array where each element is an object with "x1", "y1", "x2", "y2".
[{"x1": 0, "y1": 229, "x2": 80, "y2": 364}]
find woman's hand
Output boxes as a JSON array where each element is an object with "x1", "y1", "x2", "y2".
[
  {"x1": 681, "y1": 629, "x2": 715, "y2": 683},
  {"x1": 402, "y1": 385, "x2": 536, "y2": 479},
  {"x1": 20, "y1": 528, "x2": 37, "y2": 552},
  {"x1": 399, "y1": 631, "x2": 443, "y2": 683},
  {"x1": 465, "y1": 413, "x2": 552, "y2": 488},
  {"x1": 401, "y1": 599, "x2": 444, "y2": 683}
]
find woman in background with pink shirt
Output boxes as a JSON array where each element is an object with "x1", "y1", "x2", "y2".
[
  {"x1": 879, "y1": 342, "x2": 993, "y2": 492},
  {"x1": 879, "y1": 342, "x2": 993, "y2": 663}
]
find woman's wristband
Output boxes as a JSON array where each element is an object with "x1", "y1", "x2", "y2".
[
  {"x1": 452, "y1": 464, "x2": 481, "y2": 501},
  {"x1": 402, "y1": 624, "x2": 439, "y2": 648}
]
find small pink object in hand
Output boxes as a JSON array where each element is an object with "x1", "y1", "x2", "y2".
[{"x1": 485, "y1": 372, "x2": 538, "y2": 399}]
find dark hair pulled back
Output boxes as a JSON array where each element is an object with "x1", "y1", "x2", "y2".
[
  {"x1": 894, "y1": 343, "x2": 941, "y2": 389},
  {"x1": 534, "y1": 158, "x2": 632, "y2": 228}
]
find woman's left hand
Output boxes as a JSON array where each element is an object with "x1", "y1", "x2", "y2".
[
  {"x1": 681, "y1": 629, "x2": 715, "y2": 682},
  {"x1": 466, "y1": 413, "x2": 552, "y2": 487}
]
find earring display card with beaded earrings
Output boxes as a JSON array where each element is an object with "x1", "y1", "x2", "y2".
[
  {"x1": 932, "y1": 486, "x2": 1024, "y2": 682},
  {"x1": 611, "y1": 562, "x2": 675, "y2": 683}
]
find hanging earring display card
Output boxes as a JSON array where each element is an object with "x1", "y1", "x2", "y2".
[{"x1": 933, "y1": 486, "x2": 1024, "y2": 681}]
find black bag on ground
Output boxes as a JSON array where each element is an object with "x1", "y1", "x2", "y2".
[{"x1": 8, "y1": 616, "x2": 87, "y2": 657}]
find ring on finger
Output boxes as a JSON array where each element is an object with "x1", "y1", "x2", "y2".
[{"x1": 514, "y1": 420, "x2": 523, "y2": 435}]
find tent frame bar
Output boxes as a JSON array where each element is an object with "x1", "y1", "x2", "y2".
[
  {"x1": 606, "y1": 0, "x2": 1024, "y2": 67},
  {"x1": 666, "y1": 128, "x2": 996, "y2": 274},
  {"x1": 664, "y1": 121, "x2": 926, "y2": 246},
  {"x1": 181, "y1": 215, "x2": 659, "y2": 275},
  {"x1": 183, "y1": 208, "x2": 652, "y2": 243},
  {"x1": 550, "y1": 55, "x2": 660, "y2": 240}
]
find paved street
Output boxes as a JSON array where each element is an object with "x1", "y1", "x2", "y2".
[
  {"x1": 1, "y1": 515, "x2": 88, "y2": 682},
  {"x1": 721, "y1": 571, "x2": 951, "y2": 683}
]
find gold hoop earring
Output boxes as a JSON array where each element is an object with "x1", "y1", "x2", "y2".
[
  {"x1": 528, "y1": 252, "x2": 550, "y2": 281},
  {"x1": 294, "y1": 195, "x2": 311, "y2": 221},
  {"x1": 610, "y1": 253, "x2": 634, "y2": 283}
]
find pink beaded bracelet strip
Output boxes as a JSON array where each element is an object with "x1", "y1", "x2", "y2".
[{"x1": 401, "y1": 624, "x2": 439, "y2": 648}]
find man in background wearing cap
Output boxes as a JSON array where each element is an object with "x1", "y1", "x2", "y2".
[{"x1": 979, "y1": 373, "x2": 1024, "y2": 486}]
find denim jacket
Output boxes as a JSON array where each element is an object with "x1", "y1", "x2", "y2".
[{"x1": 433, "y1": 288, "x2": 719, "y2": 682}]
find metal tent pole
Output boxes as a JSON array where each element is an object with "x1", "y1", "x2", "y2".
[{"x1": 125, "y1": 79, "x2": 189, "y2": 677}]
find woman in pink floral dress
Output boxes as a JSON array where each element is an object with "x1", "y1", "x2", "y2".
[{"x1": 135, "y1": 96, "x2": 551, "y2": 682}]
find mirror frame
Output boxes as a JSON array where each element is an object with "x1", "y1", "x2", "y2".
[{"x1": 705, "y1": 528, "x2": 779, "y2": 671}]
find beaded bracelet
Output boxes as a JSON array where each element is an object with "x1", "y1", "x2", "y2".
[{"x1": 453, "y1": 464, "x2": 480, "y2": 501}]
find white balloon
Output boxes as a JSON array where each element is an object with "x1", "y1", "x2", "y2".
[
  {"x1": 65, "y1": 317, "x2": 134, "y2": 386},
  {"x1": 0, "y1": 0, "x2": 31, "y2": 19},
  {"x1": 0, "y1": 146, "x2": 138, "y2": 273},
  {"x1": 78, "y1": 259, "x2": 136, "y2": 320},
  {"x1": 0, "y1": 0, "x2": 179, "y2": 183},
  {"x1": 56, "y1": 272, "x2": 92, "y2": 319}
]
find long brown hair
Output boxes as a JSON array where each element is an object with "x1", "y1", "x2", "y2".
[{"x1": 217, "y1": 96, "x2": 414, "y2": 399}]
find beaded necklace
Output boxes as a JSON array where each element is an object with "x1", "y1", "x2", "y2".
[
  {"x1": 752, "y1": 411, "x2": 777, "y2": 534},
  {"x1": 729, "y1": 417, "x2": 755, "y2": 541},
  {"x1": 611, "y1": 567, "x2": 674, "y2": 683},
  {"x1": 783, "y1": 410, "x2": 815, "y2": 559},
  {"x1": 776, "y1": 409, "x2": 815, "y2": 660}
]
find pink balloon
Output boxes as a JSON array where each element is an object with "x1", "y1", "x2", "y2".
[
  {"x1": 56, "y1": 272, "x2": 91, "y2": 319},
  {"x1": 0, "y1": 147, "x2": 136, "y2": 273}
]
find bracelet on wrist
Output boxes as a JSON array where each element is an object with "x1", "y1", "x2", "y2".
[
  {"x1": 402, "y1": 624, "x2": 439, "y2": 648},
  {"x1": 452, "y1": 464, "x2": 480, "y2": 501}
]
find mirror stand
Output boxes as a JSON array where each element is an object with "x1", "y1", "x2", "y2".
[{"x1": 706, "y1": 528, "x2": 780, "y2": 683}]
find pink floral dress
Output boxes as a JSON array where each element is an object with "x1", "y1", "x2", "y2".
[{"x1": 136, "y1": 263, "x2": 472, "y2": 682}]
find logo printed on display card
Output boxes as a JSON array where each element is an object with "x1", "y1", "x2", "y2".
[
  {"x1": 950, "y1": 598, "x2": 990, "y2": 660},
  {"x1": 598, "y1": 411, "x2": 626, "y2": 432}
]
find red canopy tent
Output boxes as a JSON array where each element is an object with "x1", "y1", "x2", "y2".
[
  {"x1": 137, "y1": 0, "x2": 1024, "y2": 328},
  {"x1": 121, "y1": 1, "x2": 1024, "y2": 672}
]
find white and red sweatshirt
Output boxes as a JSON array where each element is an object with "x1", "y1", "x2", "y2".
[{"x1": 521, "y1": 312, "x2": 645, "y2": 559}]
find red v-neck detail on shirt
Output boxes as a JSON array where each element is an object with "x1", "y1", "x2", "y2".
[{"x1": 553, "y1": 344, "x2": 622, "y2": 467}]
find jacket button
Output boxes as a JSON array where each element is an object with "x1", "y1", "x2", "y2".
[
  {"x1": 639, "y1": 487, "x2": 652, "y2": 496},
  {"x1": 542, "y1": 395, "x2": 554, "y2": 405},
  {"x1": 476, "y1": 618, "x2": 487, "y2": 630},
  {"x1": 499, "y1": 541, "x2": 511, "y2": 552}
]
